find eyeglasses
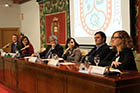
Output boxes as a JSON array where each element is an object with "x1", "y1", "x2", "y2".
[
  {"x1": 50, "y1": 39, "x2": 56, "y2": 42},
  {"x1": 112, "y1": 37, "x2": 122, "y2": 39}
]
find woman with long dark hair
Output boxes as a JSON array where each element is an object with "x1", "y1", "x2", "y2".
[
  {"x1": 62, "y1": 37, "x2": 82, "y2": 62},
  {"x1": 20, "y1": 36, "x2": 34, "y2": 57}
]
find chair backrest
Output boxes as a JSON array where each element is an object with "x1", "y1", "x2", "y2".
[{"x1": 80, "y1": 49, "x2": 88, "y2": 56}]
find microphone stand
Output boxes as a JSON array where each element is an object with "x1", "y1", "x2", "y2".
[
  {"x1": 104, "y1": 65, "x2": 120, "y2": 76},
  {"x1": 2, "y1": 43, "x2": 10, "y2": 49},
  {"x1": 15, "y1": 51, "x2": 21, "y2": 58},
  {"x1": 0, "y1": 43, "x2": 10, "y2": 56}
]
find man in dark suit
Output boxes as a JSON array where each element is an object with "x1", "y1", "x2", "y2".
[
  {"x1": 82, "y1": 31, "x2": 110, "y2": 65},
  {"x1": 11, "y1": 34, "x2": 20, "y2": 53},
  {"x1": 40, "y1": 35, "x2": 64, "y2": 58}
]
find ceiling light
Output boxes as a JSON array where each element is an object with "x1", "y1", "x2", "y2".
[{"x1": 4, "y1": 3, "x2": 9, "y2": 7}]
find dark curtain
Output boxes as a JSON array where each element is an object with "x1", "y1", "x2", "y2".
[{"x1": 130, "y1": 0, "x2": 137, "y2": 48}]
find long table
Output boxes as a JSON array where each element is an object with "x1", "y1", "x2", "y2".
[{"x1": 0, "y1": 57, "x2": 140, "y2": 93}]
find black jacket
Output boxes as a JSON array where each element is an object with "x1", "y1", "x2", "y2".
[
  {"x1": 11, "y1": 42, "x2": 21, "y2": 53},
  {"x1": 82, "y1": 43, "x2": 110, "y2": 65},
  {"x1": 99, "y1": 48, "x2": 137, "y2": 71},
  {"x1": 40, "y1": 44, "x2": 64, "y2": 58}
]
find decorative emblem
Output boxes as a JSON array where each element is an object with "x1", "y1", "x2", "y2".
[
  {"x1": 80, "y1": 0, "x2": 112, "y2": 35},
  {"x1": 51, "y1": 17, "x2": 60, "y2": 38}
]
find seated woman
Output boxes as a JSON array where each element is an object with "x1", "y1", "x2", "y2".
[
  {"x1": 39, "y1": 35, "x2": 64, "y2": 58},
  {"x1": 62, "y1": 37, "x2": 82, "y2": 62},
  {"x1": 99, "y1": 30, "x2": 137, "y2": 70},
  {"x1": 20, "y1": 36, "x2": 34, "y2": 57}
]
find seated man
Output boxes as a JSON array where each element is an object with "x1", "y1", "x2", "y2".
[
  {"x1": 39, "y1": 35, "x2": 64, "y2": 58},
  {"x1": 82, "y1": 31, "x2": 110, "y2": 65},
  {"x1": 11, "y1": 34, "x2": 21, "y2": 53}
]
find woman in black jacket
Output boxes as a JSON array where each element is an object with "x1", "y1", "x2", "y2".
[{"x1": 99, "y1": 30, "x2": 137, "y2": 70}]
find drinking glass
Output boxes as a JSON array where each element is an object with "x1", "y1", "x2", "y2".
[
  {"x1": 36, "y1": 51, "x2": 40, "y2": 59},
  {"x1": 52, "y1": 53, "x2": 58, "y2": 60},
  {"x1": 79, "y1": 63, "x2": 87, "y2": 71},
  {"x1": 84, "y1": 56, "x2": 91, "y2": 68},
  {"x1": 94, "y1": 56, "x2": 100, "y2": 66},
  {"x1": 84, "y1": 56, "x2": 88, "y2": 64}
]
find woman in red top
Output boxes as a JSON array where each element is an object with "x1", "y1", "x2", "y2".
[{"x1": 20, "y1": 36, "x2": 34, "y2": 57}]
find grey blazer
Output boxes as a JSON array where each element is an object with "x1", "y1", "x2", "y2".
[{"x1": 63, "y1": 48, "x2": 82, "y2": 62}]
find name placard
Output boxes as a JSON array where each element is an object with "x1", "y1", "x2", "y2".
[
  {"x1": 88, "y1": 66, "x2": 106, "y2": 75},
  {"x1": 48, "y1": 59, "x2": 59, "y2": 66},
  {"x1": 28, "y1": 57, "x2": 37, "y2": 63},
  {"x1": 9, "y1": 53, "x2": 16, "y2": 58},
  {"x1": 1, "y1": 52, "x2": 6, "y2": 56}
]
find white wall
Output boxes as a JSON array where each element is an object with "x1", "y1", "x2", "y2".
[
  {"x1": 0, "y1": 4, "x2": 20, "y2": 27},
  {"x1": 20, "y1": 0, "x2": 40, "y2": 52}
]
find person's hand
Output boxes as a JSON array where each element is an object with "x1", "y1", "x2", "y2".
[
  {"x1": 51, "y1": 43, "x2": 56, "y2": 49},
  {"x1": 40, "y1": 48, "x2": 46, "y2": 53},
  {"x1": 68, "y1": 43, "x2": 73, "y2": 49},
  {"x1": 31, "y1": 53, "x2": 36, "y2": 57},
  {"x1": 111, "y1": 61, "x2": 122, "y2": 68},
  {"x1": 63, "y1": 47, "x2": 70, "y2": 55}
]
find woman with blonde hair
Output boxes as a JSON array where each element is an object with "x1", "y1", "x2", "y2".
[{"x1": 99, "y1": 30, "x2": 137, "y2": 70}]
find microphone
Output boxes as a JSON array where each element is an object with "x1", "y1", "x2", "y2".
[
  {"x1": 104, "y1": 55, "x2": 121, "y2": 76},
  {"x1": 2, "y1": 43, "x2": 11, "y2": 49},
  {"x1": 20, "y1": 45, "x2": 30, "y2": 51},
  {"x1": 63, "y1": 47, "x2": 70, "y2": 55}
]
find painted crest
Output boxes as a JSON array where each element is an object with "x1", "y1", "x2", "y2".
[{"x1": 80, "y1": 0, "x2": 112, "y2": 35}]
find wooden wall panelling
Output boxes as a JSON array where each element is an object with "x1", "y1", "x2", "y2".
[
  {"x1": 17, "y1": 60, "x2": 37, "y2": 93},
  {"x1": 16, "y1": 60, "x2": 66, "y2": 93},
  {"x1": 13, "y1": 0, "x2": 31, "y2": 4},
  {"x1": 3, "y1": 58, "x2": 17, "y2": 87},
  {"x1": 0, "y1": 57, "x2": 140, "y2": 93},
  {"x1": 0, "y1": 30, "x2": 2, "y2": 48},
  {"x1": 0, "y1": 57, "x2": 4, "y2": 81},
  {"x1": 0, "y1": 28, "x2": 20, "y2": 52},
  {"x1": 36, "y1": 66, "x2": 66, "y2": 93},
  {"x1": 66, "y1": 73, "x2": 115, "y2": 93}
]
